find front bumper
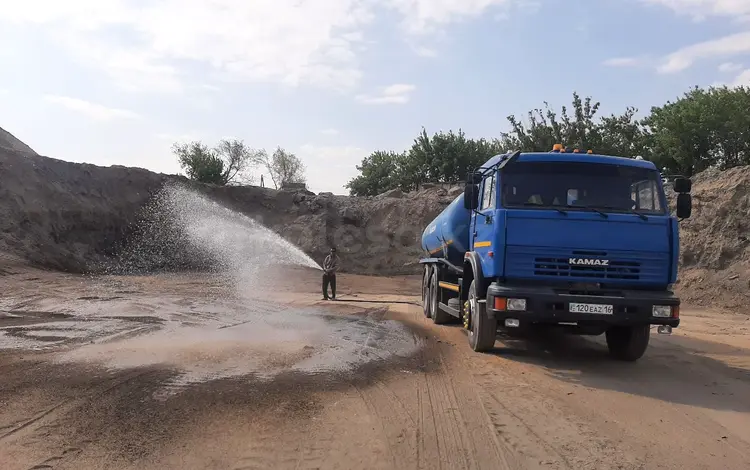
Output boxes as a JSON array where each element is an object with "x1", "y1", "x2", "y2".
[{"x1": 486, "y1": 282, "x2": 680, "y2": 328}]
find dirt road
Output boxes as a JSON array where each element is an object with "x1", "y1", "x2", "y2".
[{"x1": 1, "y1": 262, "x2": 749, "y2": 469}]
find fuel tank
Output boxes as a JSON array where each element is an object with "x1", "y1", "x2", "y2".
[{"x1": 421, "y1": 194, "x2": 471, "y2": 266}]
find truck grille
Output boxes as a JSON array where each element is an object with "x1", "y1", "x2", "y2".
[
  {"x1": 534, "y1": 256, "x2": 640, "y2": 280},
  {"x1": 505, "y1": 246, "x2": 668, "y2": 284}
]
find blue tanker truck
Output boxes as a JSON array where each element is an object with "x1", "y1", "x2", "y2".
[{"x1": 420, "y1": 144, "x2": 693, "y2": 361}]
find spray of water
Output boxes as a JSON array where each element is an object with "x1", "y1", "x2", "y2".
[
  {"x1": 115, "y1": 183, "x2": 321, "y2": 281},
  {"x1": 162, "y1": 184, "x2": 321, "y2": 271}
]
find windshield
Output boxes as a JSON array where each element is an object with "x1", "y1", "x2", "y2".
[{"x1": 501, "y1": 161, "x2": 666, "y2": 215}]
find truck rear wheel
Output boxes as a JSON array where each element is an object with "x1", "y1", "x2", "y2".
[
  {"x1": 606, "y1": 325, "x2": 650, "y2": 361},
  {"x1": 430, "y1": 266, "x2": 452, "y2": 324},
  {"x1": 422, "y1": 266, "x2": 432, "y2": 318},
  {"x1": 468, "y1": 280, "x2": 497, "y2": 352}
]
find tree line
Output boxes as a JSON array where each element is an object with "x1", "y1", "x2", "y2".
[
  {"x1": 173, "y1": 140, "x2": 306, "y2": 189},
  {"x1": 346, "y1": 85, "x2": 750, "y2": 196}
]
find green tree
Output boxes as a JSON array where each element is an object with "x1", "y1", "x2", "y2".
[
  {"x1": 214, "y1": 138, "x2": 258, "y2": 184},
  {"x1": 173, "y1": 141, "x2": 226, "y2": 185},
  {"x1": 346, "y1": 150, "x2": 403, "y2": 196},
  {"x1": 499, "y1": 92, "x2": 646, "y2": 157},
  {"x1": 597, "y1": 107, "x2": 648, "y2": 157},
  {"x1": 405, "y1": 128, "x2": 505, "y2": 189},
  {"x1": 346, "y1": 129, "x2": 504, "y2": 195},
  {"x1": 173, "y1": 139, "x2": 257, "y2": 185},
  {"x1": 644, "y1": 86, "x2": 750, "y2": 176},
  {"x1": 253, "y1": 146, "x2": 307, "y2": 189},
  {"x1": 346, "y1": 86, "x2": 750, "y2": 196}
]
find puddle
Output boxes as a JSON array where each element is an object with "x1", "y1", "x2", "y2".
[
  {"x1": 3, "y1": 269, "x2": 425, "y2": 398},
  {"x1": 49, "y1": 306, "x2": 422, "y2": 398}
]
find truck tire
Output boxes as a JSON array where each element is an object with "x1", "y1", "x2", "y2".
[
  {"x1": 468, "y1": 280, "x2": 497, "y2": 352},
  {"x1": 605, "y1": 325, "x2": 650, "y2": 361},
  {"x1": 430, "y1": 266, "x2": 452, "y2": 324},
  {"x1": 422, "y1": 266, "x2": 432, "y2": 318}
]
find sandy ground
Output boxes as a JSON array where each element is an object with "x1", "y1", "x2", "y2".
[{"x1": 1, "y1": 261, "x2": 749, "y2": 470}]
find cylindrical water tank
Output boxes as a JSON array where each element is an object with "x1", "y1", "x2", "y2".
[{"x1": 420, "y1": 194, "x2": 471, "y2": 266}]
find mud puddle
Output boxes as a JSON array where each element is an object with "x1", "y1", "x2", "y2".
[
  {"x1": 2, "y1": 266, "x2": 426, "y2": 401},
  {"x1": 59, "y1": 306, "x2": 421, "y2": 398},
  {"x1": 2, "y1": 293, "x2": 423, "y2": 398}
]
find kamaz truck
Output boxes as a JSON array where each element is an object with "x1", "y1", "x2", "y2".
[{"x1": 419, "y1": 145, "x2": 693, "y2": 361}]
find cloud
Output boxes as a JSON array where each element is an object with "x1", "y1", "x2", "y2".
[
  {"x1": 297, "y1": 144, "x2": 370, "y2": 194},
  {"x1": 602, "y1": 57, "x2": 642, "y2": 67},
  {"x1": 68, "y1": 41, "x2": 184, "y2": 93},
  {"x1": 387, "y1": 0, "x2": 520, "y2": 34},
  {"x1": 320, "y1": 128, "x2": 340, "y2": 135},
  {"x1": 356, "y1": 83, "x2": 416, "y2": 104},
  {"x1": 197, "y1": 84, "x2": 222, "y2": 92},
  {"x1": 640, "y1": 0, "x2": 750, "y2": 21},
  {"x1": 730, "y1": 69, "x2": 750, "y2": 87},
  {"x1": 657, "y1": 31, "x2": 750, "y2": 73},
  {"x1": 0, "y1": 1, "x2": 527, "y2": 93},
  {"x1": 1, "y1": 1, "x2": 371, "y2": 93},
  {"x1": 44, "y1": 95, "x2": 140, "y2": 120},
  {"x1": 155, "y1": 132, "x2": 206, "y2": 143},
  {"x1": 411, "y1": 44, "x2": 438, "y2": 57},
  {"x1": 719, "y1": 62, "x2": 744, "y2": 72}
]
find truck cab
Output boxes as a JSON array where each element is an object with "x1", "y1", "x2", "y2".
[{"x1": 420, "y1": 146, "x2": 692, "y2": 361}]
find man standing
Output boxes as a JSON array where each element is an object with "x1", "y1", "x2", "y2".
[{"x1": 322, "y1": 247, "x2": 340, "y2": 300}]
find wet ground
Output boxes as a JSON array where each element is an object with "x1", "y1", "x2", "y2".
[
  {"x1": 1, "y1": 266, "x2": 423, "y2": 397},
  {"x1": 1, "y1": 262, "x2": 750, "y2": 469}
]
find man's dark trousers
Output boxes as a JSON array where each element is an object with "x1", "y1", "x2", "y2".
[{"x1": 322, "y1": 272, "x2": 336, "y2": 299}]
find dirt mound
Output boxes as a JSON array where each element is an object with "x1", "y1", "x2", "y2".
[
  {"x1": 0, "y1": 149, "x2": 455, "y2": 275},
  {"x1": 0, "y1": 127, "x2": 38, "y2": 155},
  {"x1": 0, "y1": 149, "x2": 170, "y2": 271},
  {"x1": 673, "y1": 165, "x2": 750, "y2": 312}
]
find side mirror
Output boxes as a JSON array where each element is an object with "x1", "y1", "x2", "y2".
[
  {"x1": 676, "y1": 193, "x2": 692, "y2": 219},
  {"x1": 467, "y1": 171, "x2": 483, "y2": 185},
  {"x1": 464, "y1": 184, "x2": 479, "y2": 210},
  {"x1": 673, "y1": 177, "x2": 691, "y2": 193}
]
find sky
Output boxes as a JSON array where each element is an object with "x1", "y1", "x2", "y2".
[{"x1": 1, "y1": 0, "x2": 749, "y2": 194}]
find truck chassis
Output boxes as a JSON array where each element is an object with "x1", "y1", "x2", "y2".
[{"x1": 420, "y1": 257, "x2": 681, "y2": 361}]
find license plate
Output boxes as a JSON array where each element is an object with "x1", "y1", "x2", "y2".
[{"x1": 569, "y1": 303, "x2": 614, "y2": 315}]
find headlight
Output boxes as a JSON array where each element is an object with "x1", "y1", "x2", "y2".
[
  {"x1": 652, "y1": 305, "x2": 672, "y2": 318},
  {"x1": 507, "y1": 298, "x2": 527, "y2": 311}
]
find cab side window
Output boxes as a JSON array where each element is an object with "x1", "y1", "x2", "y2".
[
  {"x1": 631, "y1": 180, "x2": 661, "y2": 211},
  {"x1": 481, "y1": 173, "x2": 496, "y2": 210}
]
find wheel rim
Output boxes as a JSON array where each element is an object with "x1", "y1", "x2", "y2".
[{"x1": 422, "y1": 270, "x2": 430, "y2": 307}]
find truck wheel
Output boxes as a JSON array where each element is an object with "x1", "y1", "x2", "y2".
[
  {"x1": 422, "y1": 266, "x2": 432, "y2": 318},
  {"x1": 605, "y1": 325, "x2": 650, "y2": 361},
  {"x1": 430, "y1": 266, "x2": 452, "y2": 324},
  {"x1": 467, "y1": 280, "x2": 497, "y2": 352}
]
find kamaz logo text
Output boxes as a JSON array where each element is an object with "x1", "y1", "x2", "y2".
[{"x1": 569, "y1": 258, "x2": 609, "y2": 266}]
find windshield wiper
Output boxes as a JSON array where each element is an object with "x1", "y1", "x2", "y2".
[
  {"x1": 521, "y1": 202, "x2": 567, "y2": 215},
  {"x1": 598, "y1": 205, "x2": 648, "y2": 221},
  {"x1": 566, "y1": 204, "x2": 608, "y2": 219}
]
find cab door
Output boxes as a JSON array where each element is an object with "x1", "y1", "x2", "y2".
[{"x1": 473, "y1": 170, "x2": 497, "y2": 276}]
